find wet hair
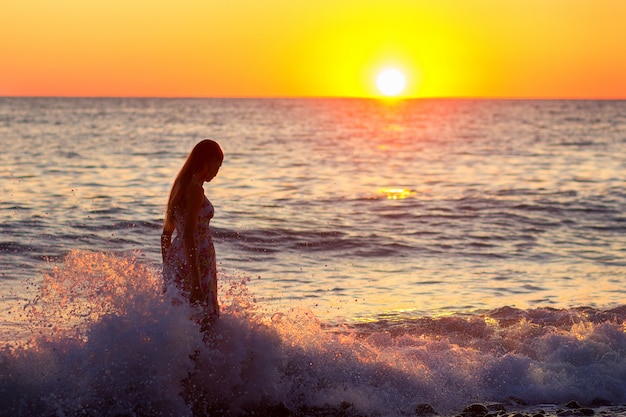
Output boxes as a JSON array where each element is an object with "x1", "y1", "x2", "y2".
[{"x1": 164, "y1": 140, "x2": 223, "y2": 230}]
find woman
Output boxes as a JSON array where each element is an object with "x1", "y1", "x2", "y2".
[{"x1": 161, "y1": 139, "x2": 223, "y2": 321}]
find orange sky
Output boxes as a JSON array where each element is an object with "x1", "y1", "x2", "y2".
[{"x1": 1, "y1": 0, "x2": 625, "y2": 98}]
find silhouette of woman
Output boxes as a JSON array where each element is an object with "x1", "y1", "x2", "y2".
[{"x1": 161, "y1": 140, "x2": 223, "y2": 321}]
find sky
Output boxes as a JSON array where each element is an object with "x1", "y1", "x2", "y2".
[{"x1": 1, "y1": 0, "x2": 625, "y2": 99}]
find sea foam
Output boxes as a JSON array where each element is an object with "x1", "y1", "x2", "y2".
[{"x1": 1, "y1": 251, "x2": 626, "y2": 416}]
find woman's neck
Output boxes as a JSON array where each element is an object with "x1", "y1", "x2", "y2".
[{"x1": 191, "y1": 173, "x2": 204, "y2": 187}]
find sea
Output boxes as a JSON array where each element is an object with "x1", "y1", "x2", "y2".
[{"x1": 1, "y1": 97, "x2": 625, "y2": 416}]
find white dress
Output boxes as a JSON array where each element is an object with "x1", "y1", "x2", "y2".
[{"x1": 163, "y1": 195, "x2": 219, "y2": 318}]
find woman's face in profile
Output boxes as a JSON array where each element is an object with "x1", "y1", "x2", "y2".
[{"x1": 201, "y1": 159, "x2": 222, "y2": 182}]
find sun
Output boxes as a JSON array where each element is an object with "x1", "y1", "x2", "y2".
[{"x1": 376, "y1": 68, "x2": 406, "y2": 97}]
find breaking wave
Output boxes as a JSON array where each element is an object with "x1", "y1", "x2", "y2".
[{"x1": 1, "y1": 250, "x2": 626, "y2": 416}]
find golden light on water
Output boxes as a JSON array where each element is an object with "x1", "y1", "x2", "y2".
[{"x1": 379, "y1": 188, "x2": 416, "y2": 200}]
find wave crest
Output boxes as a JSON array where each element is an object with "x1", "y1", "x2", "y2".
[{"x1": 1, "y1": 251, "x2": 626, "y2": 416}]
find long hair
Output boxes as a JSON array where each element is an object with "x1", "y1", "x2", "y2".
[{"x1": 164, "y1": 140, "x2": 223, "y2": 231}]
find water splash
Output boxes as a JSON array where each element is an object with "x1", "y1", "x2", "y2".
[
  {"x1": 3, "y1": 250, "x2": 202, "y2": 415},
  {"x1": 2, "y1": 251, "x2": 626, "y2": 416}
]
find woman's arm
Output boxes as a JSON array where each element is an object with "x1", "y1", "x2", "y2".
[{"x1": 183, "y1": 184, "x2": 206, "y2": 305}]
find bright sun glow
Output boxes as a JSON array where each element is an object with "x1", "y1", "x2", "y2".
[{"x1": 376, "y1": 69, "x2": 406, "y2": 97}]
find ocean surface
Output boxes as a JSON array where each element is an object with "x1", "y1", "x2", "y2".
[{"x1": 1, "y1": 97, "x2": 625, "y2": 416}]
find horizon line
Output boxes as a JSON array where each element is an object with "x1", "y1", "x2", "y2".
[{"x1": 1, "y1": 95, "x2": 625, "y2": 101}]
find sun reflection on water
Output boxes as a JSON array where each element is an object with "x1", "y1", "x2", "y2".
[{"x1": 379, "y1": 188, "x2": 416, "y2": 200}]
